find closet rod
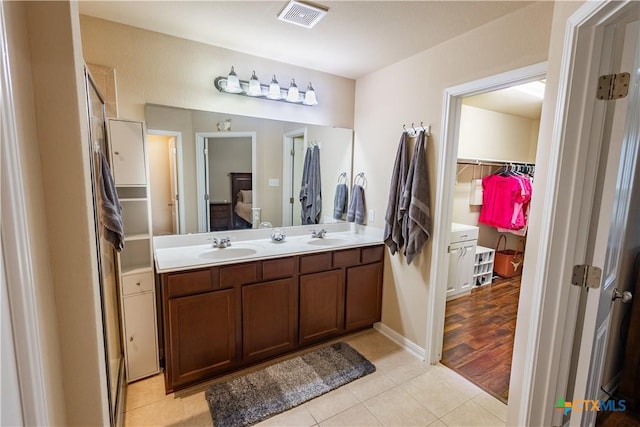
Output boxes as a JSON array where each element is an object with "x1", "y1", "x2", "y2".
[{"x1": 456, "y1": 157, "x2": 535, "y2": 167}]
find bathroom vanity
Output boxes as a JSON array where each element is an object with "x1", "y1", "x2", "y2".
[{"x1": 153, "y1": 225, "x2": 384, "y2": 393}]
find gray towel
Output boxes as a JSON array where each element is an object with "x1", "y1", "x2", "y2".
[
  {"x1": 299, "y1": 147, "x2": 312, "y2": 224},
  {"x1": 97, "y1": 151, "x2": 124, "y2": 251},
  {"x1": 401, "y1": 131, "x2": 431, "y2": 264},
  {"x1": 333, "y1": 183, "x2": 348, "y2": 219},
  {"x1": 299, "y1": 145, "x2": 322, "y2": 224},
  {"x1": 346, "y1": 184, "x2": 366, "y2": 225},
  {"x1": 383, "y1": 132, "x2": 409, "y2": 255}
]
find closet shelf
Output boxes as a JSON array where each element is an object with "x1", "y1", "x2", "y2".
[
  {"x1": 124, "y1": 233, "x2": 151, "y2": 241},
  {"x1": 120, "y1": 265, "x2": 153, "y2": 276}
]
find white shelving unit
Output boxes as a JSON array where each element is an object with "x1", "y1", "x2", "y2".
[
  {"x1": 473, "y1": 246, "x2": 495, "y2": 287},
  {"x1": 108, "y1": 119, "x2": 159, "y2": 382}
]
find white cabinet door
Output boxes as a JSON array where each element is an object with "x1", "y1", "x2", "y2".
[
  {"x1": 123, "y1": 292, "x2": 158, "y2": 381},
  {"x1": 447, "y1": 242, "x2": 477, "y2": 298},
  {"x1": 109, "y1": 120, "x2": 146, "y2": 186}
]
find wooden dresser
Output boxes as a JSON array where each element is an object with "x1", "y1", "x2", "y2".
[{"x1": 209, "y1": 202, "x2": 232, "y2": 231}]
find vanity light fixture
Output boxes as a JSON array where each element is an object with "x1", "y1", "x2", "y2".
[
  {"x1": 214, "y1": 68, "x2": 318, "y2": 106},
  {"x1": 286, "y1": 79, "x2": 300, "y2": 103},
  {"x1": 303, "y1": 82, "x2": 318, "y2": 105},
  {"x1": 268, "y1": 75, "x2": 282, "y2": 100},
  {"x1": 224, "y1": 66, "x2": 242, "y2": 93}
]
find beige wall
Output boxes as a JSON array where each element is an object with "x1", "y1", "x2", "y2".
[
  {"x1": 79, "y1": 16, "x2": 355, "y2": 128},
  {"x1": 458, "y1": 104, "x2": 539, "y2": 162},
  {"x1": 353, "y1": 1, "x2": 554, "y2": 348},
  {"x1": 5, "y1": 1, "x2": 109, "y2": 425},
  {"x1": 148, "y1": 134, "x2": 174, "y2": 235}
]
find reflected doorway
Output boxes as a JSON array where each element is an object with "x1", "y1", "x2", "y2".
[
  {"x1": 147, "y1": 130, "x2": 185, "y2": 235},
  {"x1": 282, "y1": 128, "x2": 307, "y2": 226}
]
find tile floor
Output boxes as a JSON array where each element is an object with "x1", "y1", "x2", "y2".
[{"x1": 124, "y1": 329, "x2": 507, "y2": 426}]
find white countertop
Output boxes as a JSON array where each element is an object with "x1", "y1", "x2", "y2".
[{"x1": 153, "y1": 223, "x2": 384, "y2": 273}]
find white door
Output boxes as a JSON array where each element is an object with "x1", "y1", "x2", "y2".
[
  {"x1": 168, "y1": 137, "x2": 180, "y2": 234},
  {"x1": 203, "y1": 138, "x2": 211, "y2": 230},
  {"x1": 123, "y1": 292, "x2": 158, "y2": 381},
  {"x1": 447, "y1": 242, "x2": 477, "y2": 298},
  {"x1": 568, "y1": 14, "x2": 639, "y2": 427}
]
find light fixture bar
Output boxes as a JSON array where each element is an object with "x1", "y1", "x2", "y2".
[{"x1": 214, "y1": 76, "x2": 317, "y2": 106}]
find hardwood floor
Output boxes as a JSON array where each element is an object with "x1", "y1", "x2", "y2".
[{"x1": 441, "y1": 277, "x2": 521, "y2": 403}]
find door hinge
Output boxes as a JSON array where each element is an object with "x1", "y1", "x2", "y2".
[
  {"x1": 571, "y1": 265, "x2": 602, "y2": 289},
  {"x1": 597, "y1": 73, "x2": 630, "y2": 100},
  {"x1": 289, "y1": 197, "x2": 294, "y2": 204},
  {"x1": 205, "y1": 194, "x2": 209, "y2": 201}
]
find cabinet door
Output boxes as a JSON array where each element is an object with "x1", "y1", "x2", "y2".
[
  {"x1": 166, "y1": 289, "x2": 236, "y2": 390},
  {"x1": 299, "y1": 270, "x2": 344, "y2": 345},
  {"x1": 123, "y1": 292, "x2": 159, "y2": 381},
  {"x1": 108, "y1": 119, "x2": 146, "y2": 185},
  {"x1": 242, "y1": 278, "x2": 297, "y2": 362},
  {"x1": 345, "y1": 262, "x2": 383, "y2": 331},
  {"x1": 458, "y1": 243, "x2": 476, "y2": 293}
]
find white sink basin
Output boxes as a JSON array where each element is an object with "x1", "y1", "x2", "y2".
[{"x1": 198, "y1": 247, "x2": 258, "y2": 260}]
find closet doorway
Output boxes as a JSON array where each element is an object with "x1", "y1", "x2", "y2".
[{"x1": 439, "y1": 69, "x2": 545, "y2": 403}]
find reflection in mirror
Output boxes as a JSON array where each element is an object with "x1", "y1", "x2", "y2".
[{"x1": 145, "y1": 104, "x2": 354, "y2": 235}]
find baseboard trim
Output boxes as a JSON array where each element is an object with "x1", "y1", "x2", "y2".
[
  {"x1": 599, "y1": 372, "x2": 621, "y2": 400},
  {"x1": 373, "y1": 322, "x2": 426, "y2": 361}
]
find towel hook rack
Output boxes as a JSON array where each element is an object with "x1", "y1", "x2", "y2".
[
  {"x1": 354, "y1": 172, "x2": 365, "y2": 186},
  {"x1": 337, "y1": 172, "x2": 347, "y2": 184}
]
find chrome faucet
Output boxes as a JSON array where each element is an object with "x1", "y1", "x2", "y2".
[
  {"x1": 212, "y1": 237, "x2": 231, "y2": 248},
  {"x1": 311, "y1": 229, "x2": 327, "y2": 238}
]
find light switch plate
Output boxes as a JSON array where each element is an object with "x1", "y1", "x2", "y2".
[{"x1": 268, "y1": 178, "x2": 280, "y2": 187}]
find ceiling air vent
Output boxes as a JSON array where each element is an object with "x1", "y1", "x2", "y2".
[{"x1": 277, "y1": 0, "x2": 328, "y2": 29}]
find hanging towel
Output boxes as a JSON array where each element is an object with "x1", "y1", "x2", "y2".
[
  {"x1": 299, "y1": 145, "x2": 322, "y2": 224},
  {"x1": 97, "y1": 151, "x2": 124, "y2": 251},
  {"x1": 469, "y1": 178, "x2": 483, "y2": 205},
  {"x1": 383, "y1": 132, "x2": 409, "y2": 255},
  {"x1": 346, "y1": 184, "x2": 366, "y2": 225},
  {"x1": 299, "y1": 147, "x2": 312, "y2": 224},
  {"x1": 401, "y1": 131, "x2": 432, "y2": 264},
  {"x1": 333, "y1": 183, "x2": 348, "y2": 219},
  {"x1": 309, "y1": 145, "x2": 322, "y2": 224}
]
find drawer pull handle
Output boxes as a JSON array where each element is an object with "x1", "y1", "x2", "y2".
[
  {"x1": 114, "y1": 151, "x2": 120, "y2": 155},
  {"x1": 129, "y1": 336, "x2": 134, "y2": 342},
  {"x1": 136, "y1": 282, "x2": 141, "y2": 286}
]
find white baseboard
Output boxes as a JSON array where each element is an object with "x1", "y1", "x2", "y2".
[
  {"x1": 373, "y1": 322, "x2": 426, "y2": 361},
  {"x1": 598, "y1": 372, "x2": 621, "y2": 400}
]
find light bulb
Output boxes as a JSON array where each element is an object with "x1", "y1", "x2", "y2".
[
  {"x1": 267, "y1": 75, "x2": 281, "y2": 100},
  {"x1": 225, "y1": 66, "x2": 242, "y2": 93},
  {"x1": 303, "y1": 82, "x2": 318, "y2": 105},
  {"x1": 286, "y1": 79, "x2": 300, "y2": 103},
  {"x1": 247, "y1": 71, "x2": 263, "y2": 97}
]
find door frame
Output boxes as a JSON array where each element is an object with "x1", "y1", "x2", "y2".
[
  {"x1": 196, "y1": 131, "x2": 257, "y2": 232},
  {"x1": 147, "y1": 129, "x2": 185, "y2": 234},
  {"x1": 281, "y1": 127, "x2": 307, "y2": 226},
  {"x1": 426, "y1": 61, "x2": 547, "y2": 360}
]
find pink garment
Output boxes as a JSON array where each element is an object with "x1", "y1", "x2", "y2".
[{"x1": 479, "y1": 174, "x2": 532, "y2": 230}]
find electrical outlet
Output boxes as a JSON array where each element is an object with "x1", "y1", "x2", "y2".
[
  {"x1": 268, "y1": 178, "x2": 280, "y2": 187},
  {"x1": 368, "y1": 209, "x2": 375, "y2": 222}
]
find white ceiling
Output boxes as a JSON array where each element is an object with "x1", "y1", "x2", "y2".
[
  {"x1": 78, "y1": 0, "x2": 535, "y2": 80},
  {"x1": 463, "y1": 83, "x2": 544, "y2": 119}
]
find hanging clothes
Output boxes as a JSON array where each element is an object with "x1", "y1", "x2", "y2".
[
  {"x1": 383, "y1": 132, "x2": 409, "y2": 254},
  {"x1": 479, "y1": 169, "x2": 533, "y2": 232},
  {"x1": 299, "y1": 145, "x2": 322, "y2": 224},
  {"x1": 400, "y1": 130, "x2": 432, "y2": 264}
]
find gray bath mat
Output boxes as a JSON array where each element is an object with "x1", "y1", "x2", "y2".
[{"x1": 205, "y1": 342, "x2": 375, "y2": 427}]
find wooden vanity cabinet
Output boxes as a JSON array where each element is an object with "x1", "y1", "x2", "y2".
[
  {"x1": 299, "y1": 269, "x2": 344, "y2": 345},
  {"x1": 160, "y1": 244, "x2": 384, "y2": 393}
]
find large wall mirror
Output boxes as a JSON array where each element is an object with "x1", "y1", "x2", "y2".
[{"x1": 145, "y1": 104, "x2": 354, "y2": 235}]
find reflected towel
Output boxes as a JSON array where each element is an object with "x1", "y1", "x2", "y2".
[
  {"x1": 346, "y1": 184, "x2": 366, "y2": 225},
  {"x1": 333, "y1": 183, "x2": 348, "y2": 219},
  {"x1": 383, "y1": 132, "x2": 409, "y2": 255},
  {"x1": 401, "y1": 131, "x2": 431, "y2": 264},
  {"x1": 97, "y1": 151, "x2": 124, "y2": 251},
  {"x1": 309, "y1": 145, "x2": 322, "y2": 224}
]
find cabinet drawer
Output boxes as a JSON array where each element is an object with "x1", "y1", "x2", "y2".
[
  {"x1": 262, "y1": 257, "x2": 296, "y2": 281},
  {"x1": 299, "y1": 253, "x2": 332, "y2": 274},
  {"x1": 220, "y1": 263, "x2": 258, "y2": 288},
  {"x1": 333, "y1": 248, "x2": 361, "y2": 268},
  {"x1": 122, "y1": 272, "x2": 154, "y2": 296},
  {"x1": 166, "y1": 268, "x2": 217, "y2": 298},
  {"x1": 362, "y1": 245, "x2": 384, "y2": 264}
]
